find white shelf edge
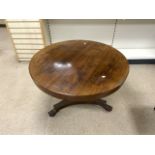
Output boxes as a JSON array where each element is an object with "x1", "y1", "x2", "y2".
[{"x1": 118, "y1": 49, "x2": 155, "y2": 59}]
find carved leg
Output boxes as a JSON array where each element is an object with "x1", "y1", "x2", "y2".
[
  {"x1": 48, "y1": 100, "x2": 72, "y2": 117},
  {"x1": 95, "y1": 99, "x2": 113, "y2": 112},
  {"x1": 48, "y1": 99, "x2": 113, "y2": 117}
]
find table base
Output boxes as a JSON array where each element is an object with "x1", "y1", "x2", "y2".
[{"x1": 48, "y1": 99, "x2": 112, "y2": 117}]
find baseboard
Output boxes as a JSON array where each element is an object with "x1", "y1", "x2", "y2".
[
  {"x1": 128, "y1": 59, "x2": 155, "y2": 64},
  {"x1": 0, "y1": 24, "x2": 6, "y2": 27}
]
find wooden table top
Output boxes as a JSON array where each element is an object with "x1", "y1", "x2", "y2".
[{"x1": 29, "y1": 40, "x2": 129, "y2": 101}]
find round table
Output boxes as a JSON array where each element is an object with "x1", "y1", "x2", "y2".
[{"x1": 29, "y1": 40, "x2": 129, "y2": 116}]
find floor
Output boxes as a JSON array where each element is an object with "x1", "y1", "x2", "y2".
[{"x1": 0, "y1": 27, "x2": 155, "y2": 135}]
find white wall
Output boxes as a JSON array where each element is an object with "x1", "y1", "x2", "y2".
[
  {"x1": 114, "y1": 19, "x2": 155, "y2": 49},
  {"x1": 49, "y1": 19, "x2": 115, "y2": 45},
  {"x1": 114, "y1": 19, "x2": 155, "y2": 59},
  {"x1": 49, "y1": 19, "x2": 155, "y2": 59}
]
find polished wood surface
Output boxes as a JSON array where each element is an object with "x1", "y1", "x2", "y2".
[{"x1": 29, "y1": 40, "x2": 129, "y2": 101}]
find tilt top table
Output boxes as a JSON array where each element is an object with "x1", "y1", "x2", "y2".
[{"x1": 29, "y1": 40, "x2": 129, "y2": 117}]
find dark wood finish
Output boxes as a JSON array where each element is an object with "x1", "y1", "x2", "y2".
[
  {"x1": 48, "y1": 99, "x2": 112, "y2": 117},
  {"x1": 29, "y1": 40, "x2": 129, "y2": 116},
  {"x1": 0, "y1": 24, "x2": 6, "y2": 27}
]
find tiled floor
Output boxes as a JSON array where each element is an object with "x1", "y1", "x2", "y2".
[{"x1": 0, "y1": 27, "x2": 155, "y2": 134}]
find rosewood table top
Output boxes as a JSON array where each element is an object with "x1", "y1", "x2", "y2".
[{"x1": 29, "y1": 40, "x2": 129, "y2": 101}]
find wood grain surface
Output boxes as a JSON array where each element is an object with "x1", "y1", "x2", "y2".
[{"x1": 29, "y1": 40, "x2": 129, "y2": 101}]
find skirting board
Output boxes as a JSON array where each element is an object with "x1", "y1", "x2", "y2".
[
  {"x1": 128, "y1": 59, "x2": 155, "y2": 64},
  {"x1": 119, "y1": 49, "x2": 155, "y2": 59},
  {"x1": 119, "y1": 49, "x2": 155, "y2": 64}
]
